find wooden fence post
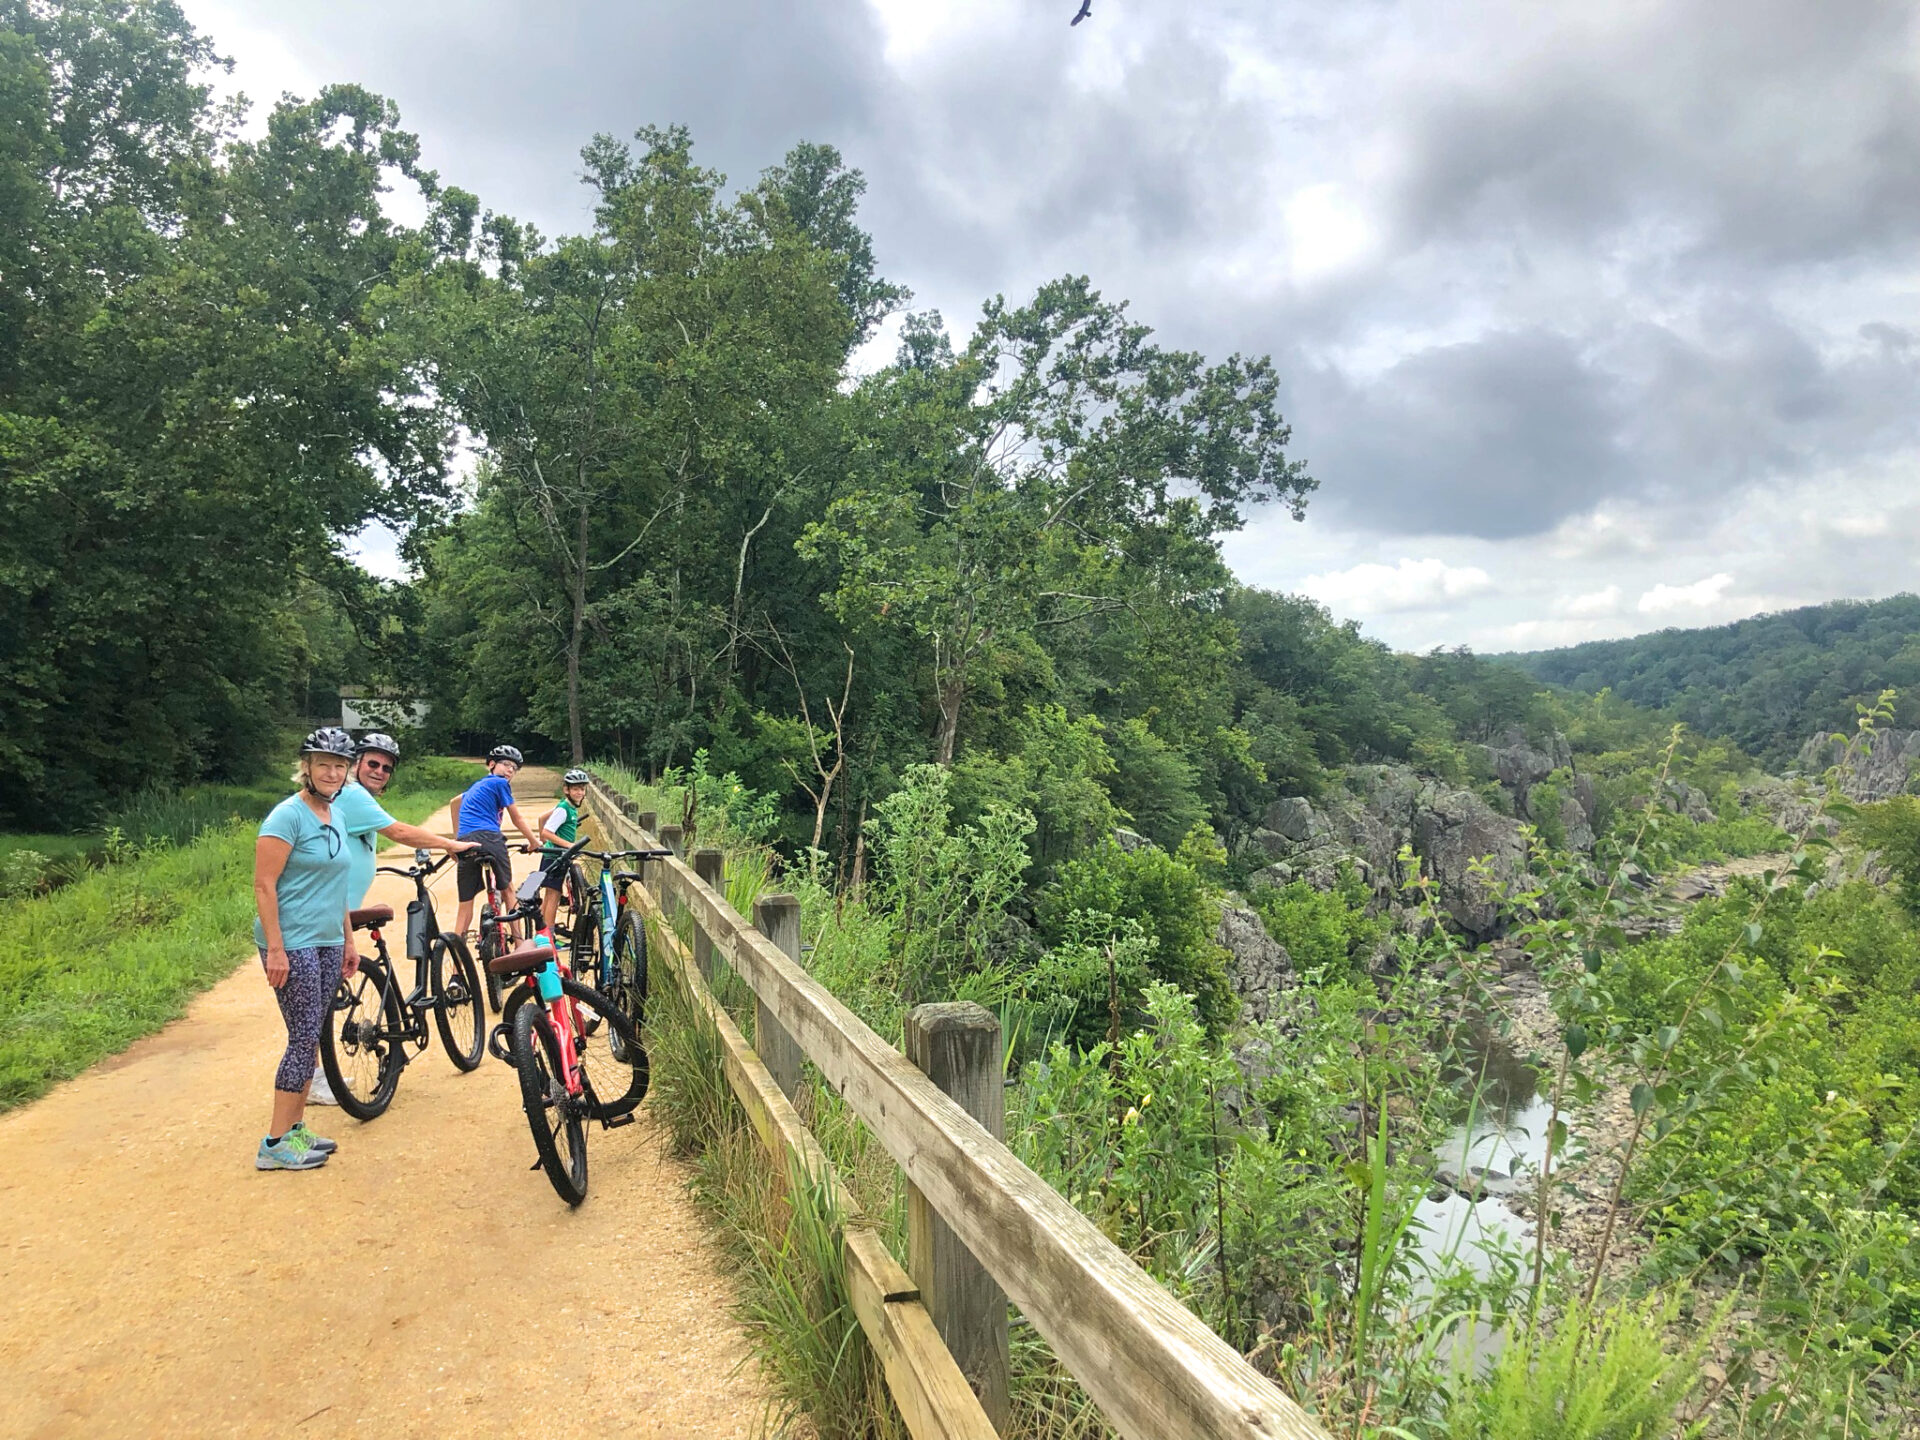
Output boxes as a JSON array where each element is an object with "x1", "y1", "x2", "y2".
[
  {"x1": 692, "y1": 847, "x2": 724, "y2": 982},
  {"x1": 658, "y1": 824, "x2": 686, "y2": 921},
  {"x1": 904, "y1": 1002, "x2": 1011, "y2": 1430},
  {"x1": 751, "y1": 894, "x2": 806, "y2": 1099},
  {"x1": 633, "y1": 811, "x2": 659, "y2": 894}
]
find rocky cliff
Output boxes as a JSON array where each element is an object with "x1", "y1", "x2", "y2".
[{"x1": 1794, "y1": 728, "x2": 1920, "y2": 802}]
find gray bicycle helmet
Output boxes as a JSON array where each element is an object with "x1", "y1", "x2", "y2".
[
  {"x1": 356, "y1": 731, "x2": 401, "y2": 761},
  {"x1": 488, "y1": 743, "x2": 524, "y2": 765},
  {"x1": 302, "y1": 726, "x2": 356, "y2": 758},
  {"x1": 562, "y1": 768, "x2": 590, "y2": 785}
]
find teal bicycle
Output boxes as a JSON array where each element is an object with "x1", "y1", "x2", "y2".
[{"x1": 566, "y1": 843, "x2": 672, "y2": 1055}]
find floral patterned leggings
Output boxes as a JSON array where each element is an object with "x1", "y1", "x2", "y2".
[{"x1": 260, "y1": 945, "x2": 341, "y2": 1092}]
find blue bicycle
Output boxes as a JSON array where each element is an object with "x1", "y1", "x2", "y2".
[{"x1": 565, "y1": 842, "x2": 673, "y2": 1061}]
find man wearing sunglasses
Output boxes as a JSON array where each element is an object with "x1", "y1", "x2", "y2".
[{"x1": 307, "y1": 731, "x2": 474, "y2": 1106}]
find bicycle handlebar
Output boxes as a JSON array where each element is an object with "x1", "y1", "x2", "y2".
[{"x1": 376, "y1": 849, "x2": 456, "y2": 880}]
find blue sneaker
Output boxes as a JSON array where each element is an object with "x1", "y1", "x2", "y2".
[
  {"x1": 256, "y1": 1133, "x2": 328, "y2": 1170},
  {"x1": 287, "y1": 1121, "x2": 337, "y2": 1154}
]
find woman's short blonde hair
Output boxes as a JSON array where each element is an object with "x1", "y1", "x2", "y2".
[{"x1": 291, "y1": 751, "x2": 350, "y2": 786}]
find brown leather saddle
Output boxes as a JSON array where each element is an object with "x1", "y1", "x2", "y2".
[{"x1": 487, "y1": 940, "x2": 556, "y2": 977}]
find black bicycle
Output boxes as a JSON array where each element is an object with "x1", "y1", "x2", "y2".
[{"x1": 319, "y1": 850, "x2": 487, "y2": 1120}]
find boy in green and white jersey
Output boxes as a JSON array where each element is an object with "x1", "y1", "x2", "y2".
[{"x1": 536, "y1": 769, "x2": 591, "y2": 934}]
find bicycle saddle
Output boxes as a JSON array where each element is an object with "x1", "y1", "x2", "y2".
[
  {"x1": 349, "y1": 905, "x2": 395, "y2": 932},
  {"x1": 486, "y1": 940, "x2": 556, "y2": 977}
]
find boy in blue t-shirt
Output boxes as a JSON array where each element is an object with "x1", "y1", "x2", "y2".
[{"x1": 449, "y1": 744, "x2": 540, "y2": 941}]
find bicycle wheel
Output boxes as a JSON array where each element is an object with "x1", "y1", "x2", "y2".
[
  {"x1": 569, "y1": 900, "x2": 603, "y2": 989},
  {"x1": 479, "y1": 901, "x2": 506, "y2": 1014},
  {"x1": 607, "y1": 910, "x2": 648, "y2": 1063},
  {"x1": 512, "y1": 1001, "x2": 588, "y2": 1206},
  {"x1": 561, "y1": 977, "x2": 648, "y2": 1121},
  {"x1": 320, "y1": 957, "x2": 404, "y2": 1120},
  {"x1": 431, "y1": 932, "x2": 486, "y2": 1072}
]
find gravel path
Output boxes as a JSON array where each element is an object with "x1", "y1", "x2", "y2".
[{"x1": 0, "y1": 777, "x2": 765, "y2": 1438}]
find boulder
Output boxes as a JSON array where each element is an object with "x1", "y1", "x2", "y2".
[
  {"x1": 1559, "y1": 788, "x2": 1596, "y2": 852},
  {"x1": 1263, "y1": 796, "x2": 1319, "y2": 842},
  {"x1": 1111, "y1": 827, "x2": 1153, "y2": 853},
  {"x1": 1218, "y1": 904, "x2": 1293, "y2": 1026},
  {"x1": 1245, "y1": 765, "x2": 1529, "y2": 943},
  {"x1": 1411, "y1": 787, "x2": 1528, "y2": 939},
  {"x1": 1479, "y1": 727, "x2": 1571, "y2": 792},
  {"x1": 1739, "y1": 775, "x2": 1826, "y2": 835},
  {"x1": 1663, "y1": 779, "x2": 1716, "y2": 823}
]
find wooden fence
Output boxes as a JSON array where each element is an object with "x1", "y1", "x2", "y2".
[{"x1": 585, "y1": 776, "x2": 1329, "y2": 1440}]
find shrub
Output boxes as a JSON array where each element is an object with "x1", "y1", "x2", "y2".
[
  {"x1": 1852, "y1": 795, "x2": 1920, "y2": 917},
  {"x1": 0, "y1": 849, "x2": 51, "y2": 901},
  {"x1": 1038, "y1": 837, "x2": 1234, "y2": 1033},
  {"x1": 1247, "y1": 864, "x2": 1382, "y2": 980}
]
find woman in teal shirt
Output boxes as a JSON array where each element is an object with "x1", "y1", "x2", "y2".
[{"x1": 250, "y1": 728, "x2": 359, "y2": 1171}]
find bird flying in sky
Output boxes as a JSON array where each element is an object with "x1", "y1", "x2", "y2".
[{"x1": 1071, "y1": 1, "x2": 1092, "y2": 25}]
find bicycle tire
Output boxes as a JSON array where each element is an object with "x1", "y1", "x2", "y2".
[
  {"x1": 570, "y1": 901, "x2": 603, "y2": 990},
  {"x1": 607, "y1": 910, "x2": 648, "y2": 1063},
  {"x1": 513, "y1": 1001, "x2": 588, "y2": 1206},
  {"x1": 432, "y1": 932, "x2": 486, "y2": 1072},
  {"x1": 320, "y1": 957, "x2": 404, "y2": 1121},
  {"x1": 479, "y1": 901, "x2": 506, "y2": 1014},
  {"x1": 501, "y1": 976, "x2": 646, "y2": 1121}
]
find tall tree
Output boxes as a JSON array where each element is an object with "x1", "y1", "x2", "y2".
[
  {"x1": 0, "y1": 0, "x2": 451, "y2": 819},
  {"x1": 802, "y1": 279, "x2": 1313, "y2": 764}
]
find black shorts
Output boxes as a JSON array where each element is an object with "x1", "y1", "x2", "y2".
[
  {"x1": 456, "y1": 830, "x2": 512, "y2": 902},
  {"x1": 538, "y1": 856, "x2": 571, "y2": 893}
]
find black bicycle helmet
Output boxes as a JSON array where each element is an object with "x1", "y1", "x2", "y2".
[
  {"x1": 356, "y1": 731, "x2": 401, "y2": 761},
  {"x1": 488, "y1": 743, "x2": 524, "y2": 765},
  {"x1": 562, "y1": 768, "x2": 590, "y2": 785},
  {"x1": 302, "y1": 726, "x2": 357, "y2": 758}
]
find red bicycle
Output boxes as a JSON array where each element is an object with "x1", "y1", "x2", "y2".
[
  {"x1": 485, "y1": 840, "x2": 648, "y2": 1205},
  {"x1": 475, "y1": 846, "x2": 532, "y2": 1014}
]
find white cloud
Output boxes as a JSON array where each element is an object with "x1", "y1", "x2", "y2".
[
  {"x1": 1556, "y1": 584, "x2": 1622, "y2": 617},
  {"x1": 1481, "y1": 616, "x2": 1634, "y2": 649},
  {"x1": 1637, "y1": 573, "x2": 1734, "y2": 614},
  {"x1": 1299, "y1": 556, "x2": 1493, "y2": 614},
  {"x1": 1285, "y1": 183, "x2": 1377, "y2": 285},
  {"x1": 1819, "y1": 511, "x2": 1893, "y2": 539}
]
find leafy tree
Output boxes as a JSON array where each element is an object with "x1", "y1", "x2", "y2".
[
  {"x1": 1, "y1": 0, "x2": 451, "y2": 819},
  {"x1": 803, "y1": 279, "x2": 1313, "y2": 766}
]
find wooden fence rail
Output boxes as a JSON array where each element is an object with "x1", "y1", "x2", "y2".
[{"x1": 586, "y1": 776, "x2": 1329, "y2": 1440}]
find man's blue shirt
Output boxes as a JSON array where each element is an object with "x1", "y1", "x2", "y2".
[{"x1": 334, "y1": 780, "x2": 397, "y2": 907}]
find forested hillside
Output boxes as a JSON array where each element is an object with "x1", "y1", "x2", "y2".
[{"x1": 1510, "y1": 595, "x2": 1920, "y2": 766}]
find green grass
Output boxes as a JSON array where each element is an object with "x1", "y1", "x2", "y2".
[
  {"x1": 0, "y1": 824, "x2": 255, "y2": 1109},
  {"x1": 0, "y1": 834, "x2": 98, "y2": 864},
  {"x1": 0, "y1": 757, "x2": 486, "y2": 1111}
]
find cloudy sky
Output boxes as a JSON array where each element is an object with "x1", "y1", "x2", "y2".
[{"x1": 181, "y1": 0, "x2": 1920, "y2": 653}]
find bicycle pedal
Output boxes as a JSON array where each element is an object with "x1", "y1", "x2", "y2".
[
  {"x1": 402, "y1": 989, "x2": 439, "y2": 1010},
  {"x1": 602, "y1": 1112, "x2": 635, "y2": 1130}
]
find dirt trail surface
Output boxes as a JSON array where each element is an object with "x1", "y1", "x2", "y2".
[{"x1": 0, "y1": 769, "x2": 765, "y2": 1438}]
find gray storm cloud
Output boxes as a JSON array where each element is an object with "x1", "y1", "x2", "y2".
[{"x1": 194, "y1": 0, "x2": 1920, "y2": 629}]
